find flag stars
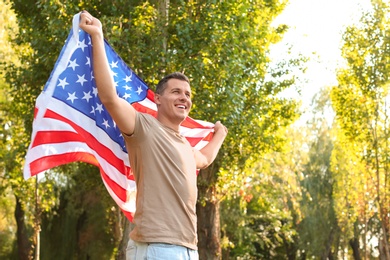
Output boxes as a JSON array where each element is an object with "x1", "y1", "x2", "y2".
[
  {"x1": 57, "y1": 77, "x2": 69, "y2": 89},
  {"x1": 92, "y1": 87, "x2": 98, "y2": 97},
  {"x1": 124, "y1": 85, "x2": 132, "y2": 91},
  {"x1": 96, "y1": 103, "x2": 104, "y2": 113},
  {"x1": 90, "y1": 106, "x2": 95, "y2": 115},
  {"x1": 124, "y1": 74, "x2": 132, "y2": 82},
  {"x1": 123, "y1": 93, "x2": 131, "y2": 99},
  {"x1": 68, "y1": 59, "x2": 79, "y2": 71},
  {"x1": 82, "y1": 91, "x2": 93, "y2": 102},
  {"x1": 67, "y1": 92, "x2": 78, "y2": 103},
  {"x1": 110, "y1": 69, "x2": 118, "y2": 78},
  {"x1": 136, "y1": 86, "x2": 143, "y2": 95},
  {"x1": 86, "y1": 56, "x2": 91, "y2": 67},
  {"x1": 76, "y1": 74, "x2": 88, "y2": 86},
  {"x1": 110, "y1": 61, "x2": 118, "y2": 68},
  {"x1": 102, "y1": 119, "x2": 110, "y2": 129},
  {"x1": 78, "y1": 39, "x2": 88, "y2": 52}
]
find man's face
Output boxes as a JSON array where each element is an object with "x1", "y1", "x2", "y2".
[{"x1": 155, "y1": 78, "x2": 192, "y2": 123}]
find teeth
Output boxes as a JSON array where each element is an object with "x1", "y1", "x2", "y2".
[{"x1": 177, "y1": 105, "x2": 185, "y2": 109}]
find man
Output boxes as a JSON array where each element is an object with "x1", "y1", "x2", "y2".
[{"x1": 79, "y1": 11, "x2": 227, "y2": 260}]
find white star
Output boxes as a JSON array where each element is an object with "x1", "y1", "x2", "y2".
[
  {"x1": 136, "y1": 86, "x2": 143, "y2": 95},
  {"x1": 124, "y1": 85, "x2": 132, "y2": 91},
  {"x1": 124, "y1": 74, "x2": 132, "y2": 82},
  {"x1": 92, "y1": 87, "x2": 98, "y2": 97},
  {"x1": 90, "y1": 106, "x2": 95, "y2": 115},
  {"x1": 102, "y1": 119, "x2": 110, "y2": 129},
  {"x1": 82, "y1": 91, "x2": 93, "y2": 102},
  {"x1": 123, "y1": 93, "x2": 131, "y2": 99},
  {"x1": 57, "y1": 77, "x2": 69, "y2": 89},
  {"x1": 78, "y1": 39, "x2": 88, "y2": 52},
  {"x1": 96, "y1": 103, "x2": 104, "y2": 113},
  {"x1": 76, "y1": 74, "x2": 88, "y2": 86},
  {"x1": 90, "y1": 71, "x2": 94, "y2": 80},
  {"x1": 67, "y1": 92, "x2": 78, "y2": 103},
  {"x1": 110, "y1": 61, "x2": 118, "y2": 68},
  {"x1": 110, "y1": 69, "x2": 118, "y2": 78},
  {"x1": 86, "y1": 56, "x2": 91, "y2": 67},
  {"x1": 68, "y1": 59, "x2": 79, "y2": 71}
]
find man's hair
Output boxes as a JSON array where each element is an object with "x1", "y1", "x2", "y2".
[{"x1": 155, "y1": 72, "x2": 190, "y2": 94}]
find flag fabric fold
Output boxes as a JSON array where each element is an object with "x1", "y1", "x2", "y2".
[{"x1": 23, "y1": 13, "x2": 214, "y2": 221}]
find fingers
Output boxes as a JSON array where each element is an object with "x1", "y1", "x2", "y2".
[
  {"x1": 80, "y1": 10, "x2": 94, "y2": 25},
  {"x1": 214, "y1": 121, "x2": 228, "y2": 135}
]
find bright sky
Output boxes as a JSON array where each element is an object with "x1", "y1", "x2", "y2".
[{"x1": 270, "y1": 0, "x2": 372, "y2": 114}]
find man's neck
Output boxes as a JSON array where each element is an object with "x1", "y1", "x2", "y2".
[{"x1": 156, "y1": 114, "x2": 182, "y2": 132}]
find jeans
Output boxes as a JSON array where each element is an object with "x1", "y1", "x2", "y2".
[{"x1": 126, "y1": 239, "x2": 199, "y2": 260}]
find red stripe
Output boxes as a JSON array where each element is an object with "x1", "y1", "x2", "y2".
[
  {"x1": 34, "y1": 107, "x2": 39, "y2": 119},
  {"x1": 122, "y1": 210, "x2": 133, "y2": 222},
  {"x1": 32, "y1": 130, "x2": 82, "y2": 147},
  {"x1": 29, "y1": 152, "x2": 99, "y2": 176},
  {"x1": 99, "y1": 166, "x2": 127, "y2": 202},
  {"x1": 146, "y1": 89, "x2": 155, "y2": 101},
  {"x1": 185, "y1": 133, "x2": 213, "y2": 147},
  {"x1": 182, "y1": 116, "x2": 212, "y2": 129},
  {"x1": 43, "y1": 109, "x2": 130, "y2": 178}
]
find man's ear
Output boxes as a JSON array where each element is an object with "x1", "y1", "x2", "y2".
[{"x1": 154, "y1": 93, "x2": 161, "y2": 105}]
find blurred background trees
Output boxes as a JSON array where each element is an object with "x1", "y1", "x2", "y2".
[{"x1": 1, "y1": 0, "x2": 389, "y2": 259}]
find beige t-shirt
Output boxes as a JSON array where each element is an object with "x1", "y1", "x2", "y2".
[{"x1": 123, "y1": 112, "x2": 198, "y2": 250}]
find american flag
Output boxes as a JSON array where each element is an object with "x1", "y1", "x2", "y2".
[{"x1": 23, "y1": 13, "x2": 214, "y2": 221}]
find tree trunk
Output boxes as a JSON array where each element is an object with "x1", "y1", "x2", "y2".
[
  {"x1": 197, "y1": 166, "x2": 221, "y2": 260},
  {"x1": 117, "y1": 217, "x2": 134, "y2": 260},
  {"x1": 197, "y1": 198, "x2": 221, "y2": 260},
  {"x1": 349, "y1": 237, "x2": 361, "y2": 260},
  {"x1": 15, "y1": 196, "x2": 31, "y2": 260},
  {"x1": 322, "y1": 228, "x2": 335, "y2": 260}
]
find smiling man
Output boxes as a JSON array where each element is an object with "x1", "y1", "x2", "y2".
[{"x1": 79, "y1": 11, "x2": 227, "y2": 260}]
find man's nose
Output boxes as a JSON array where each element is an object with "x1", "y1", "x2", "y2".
[{"x1": 179, "y1": 93, "x2": 189, "y2": 100}]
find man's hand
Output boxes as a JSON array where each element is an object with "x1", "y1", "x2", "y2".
[
  {"x1": 214, "y1": 121, "x2": 228, "y2": 137},
  {"x1": 195, "y1": 121, "x2": 228, "y2": 169},
  {"x1": 79, "y1": 11, "x2": 103, "y2": 37}
]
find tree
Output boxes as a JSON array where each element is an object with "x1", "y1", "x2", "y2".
[
  {"x1": 221, "y1": 124, "x2": 305, "y2": 259},
  {"x1": 331, "y1": 0, "x2": 390, "y2": 257},
  {"x1": 297, "y1": 88, "x2": 340, "y2": 259}
]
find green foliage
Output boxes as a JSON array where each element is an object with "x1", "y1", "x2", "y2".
[
  {"x1": 0, "y1": 188, "x2": 16, "y2": 259},
  {"x1": 40, "y1": 164, "x2": 120, "y2": 260},
  {"x1": 296, "y1": 88, "x2": 340, "y2": 258},
  {"x1": 331, "y1": 0, "x2": 390, "y2": 256},
  {"x1": 221, "y1": 126, "x2": 306, "y2": 258}
]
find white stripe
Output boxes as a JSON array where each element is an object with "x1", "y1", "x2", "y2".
[
  {"x1": 25, "y1": 141, "x2": 131, "y2": 191},
  {"x1": 45, "y1": 98, "x2": 131, "y2": 165},
  {"x1": 138, "y1": 97, "x2": 157, "y2": 110}
]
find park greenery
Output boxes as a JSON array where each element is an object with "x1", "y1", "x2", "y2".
[{"x1": 0, "y1": 0, "x2": 389, "y2": 259}]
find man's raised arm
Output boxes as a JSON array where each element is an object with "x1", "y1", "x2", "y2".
[
  {"x1": 79, "y1": 11, "x2": 136, "y2": 136},
  {"x1": 194, "y1": 121, "x2": 228, "y2": 169}
]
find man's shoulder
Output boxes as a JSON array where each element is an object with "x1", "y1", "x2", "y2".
[
  {"x1": 136, "y1": 112, "x2": 159, "y2": 128},
  {"x1": 137, "y1": 112, "x2": 156, "y2": 122}
]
